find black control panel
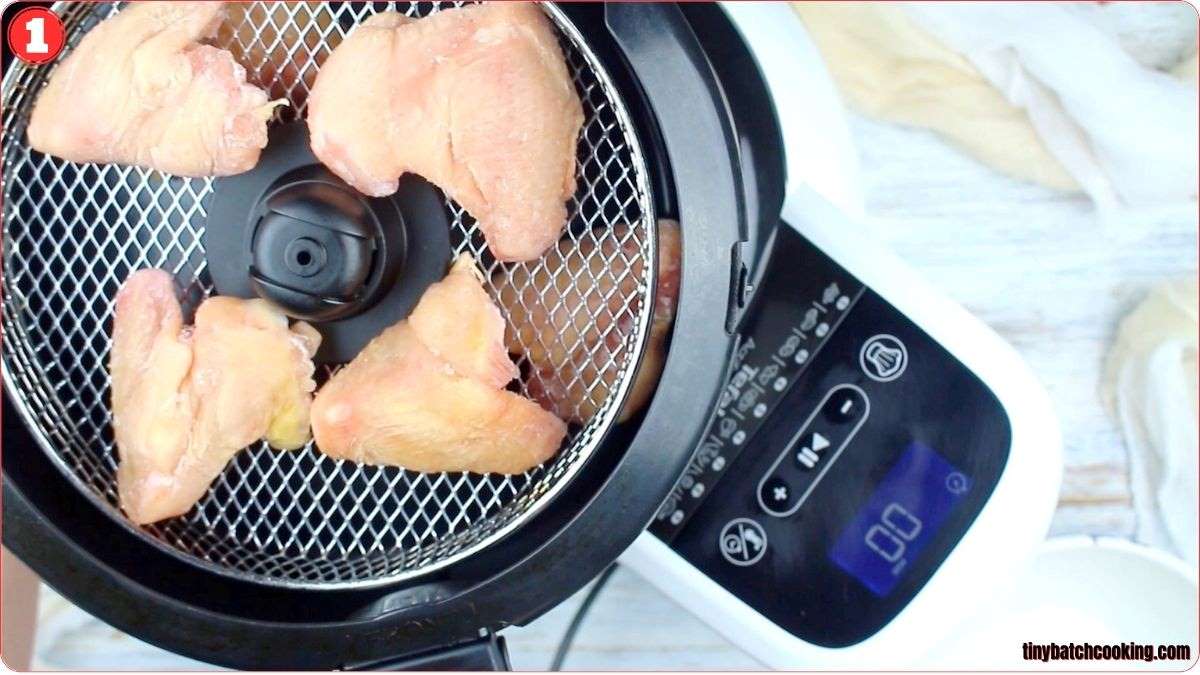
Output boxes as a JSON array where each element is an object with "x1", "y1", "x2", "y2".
[{"x1": 652, "y1": 225, "x2": 1011, "y2": 648}]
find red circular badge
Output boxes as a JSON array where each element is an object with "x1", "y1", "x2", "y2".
[{"x1": 8, "y1": 7, "x2": 65, "y2": 65}]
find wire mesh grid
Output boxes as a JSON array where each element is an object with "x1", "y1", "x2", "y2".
[{"x1": 1, "y1": 1, "x2": 655, "y2": 587}]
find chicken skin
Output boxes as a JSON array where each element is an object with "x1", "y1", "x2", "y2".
[
  {"x1": 112, "y1": 270, "x2": 320, "y2": 524},
  {"x1": 307, "y1": 3, "x2": 584, "y2": 262},
  {"x1": 496, "y1": 220, "x2": 681, "y2": 424},
  {"x1": 312, "y1": 255, "x2": 566, "y2": 474},
  {"x1": 28, "y1": 2, "x2": 281, "y2": 177}
]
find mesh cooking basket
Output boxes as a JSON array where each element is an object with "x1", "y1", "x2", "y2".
[{"x1": 1, "y1": 1, "x2": 657, "y2": 588}]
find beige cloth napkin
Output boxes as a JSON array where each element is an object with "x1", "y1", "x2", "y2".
[
  {"x1": 790, "y1": 2, "x2": 1078, "y2": 191},
  {"x1": 1103, "y1": 280, "x2": 1199, "y2": 565},
  {"x1": 792, "y1": 2, "x2": 1198, "y2": 208},
  {"x1": 906, "y1": 3, "x2": 1198, "y2": 210}
]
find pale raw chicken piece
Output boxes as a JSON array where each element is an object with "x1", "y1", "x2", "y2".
[
  {"x1": 408, "y1": 256, "x2": 519, "y2": 389},
  {"x1": 496, "y1": 220, "x2": 682, "y2": 424},
  {"x1": 188, "y1": 297, "x2": 321, "y2": 453},
  {"x1": 307, "y1": 3, "x2": 584, "y2": 262},
  {"x1": 111, "y1": 270, "x2": 320, "y2": 525},
  {"x1": 27, "y1": 2, "x2": 282, "y2": 177},
  {"x1": 110, "y1": 271, "x2": 194, "y2": 518},
  {"x1": 312, "y1": 255, "x2": 566, "y2": 474}
]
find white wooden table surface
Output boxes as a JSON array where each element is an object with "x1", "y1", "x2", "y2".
[{"x1": 27, "y1": 39, "x2": 1199, "y2": 675}]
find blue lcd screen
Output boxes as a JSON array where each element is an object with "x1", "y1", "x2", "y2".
[{"x1": 829, "y1": 442, "x2": 971, "y2": 597}]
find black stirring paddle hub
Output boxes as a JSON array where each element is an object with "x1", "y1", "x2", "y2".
[{"x1": 203, "y1": 122, "x2": 451, "y2": 363}]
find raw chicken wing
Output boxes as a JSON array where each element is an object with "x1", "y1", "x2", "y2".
[
  {"x1": 496, "y1": 220, "x2": 681, "y2": 423},
  {"x1": 307, "y1": 3, "x2": 583, "y2": 261},
  {"x1": 112, "y1": 270, "x2": 320, "y2": 524},
  {"x1": 28, "y1": 2, "x2": 281, "y2": 177},
  {"x1": 312, "y1": 255, "x2": 566, "y2": 474}
]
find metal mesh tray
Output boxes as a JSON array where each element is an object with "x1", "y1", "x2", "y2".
[{"x1": 1, "y1": 1, "x2": 656, "y2": 588}]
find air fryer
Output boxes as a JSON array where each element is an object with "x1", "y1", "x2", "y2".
[{"x1": 1, "y1": 2, "x2": 782, "y2": 668}]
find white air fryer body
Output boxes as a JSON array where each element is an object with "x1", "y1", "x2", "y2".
[{"x1": 620, "y1": 4, "x2": 1064, "y2": 668}]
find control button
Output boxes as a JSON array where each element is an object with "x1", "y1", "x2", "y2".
[
  {"x1": 758, "y1": 385, "x2": 871, "y2": 518},
  {"x1": 823, "y1": 387, "x2": 865, "y2": 423},
  {"x1": 795, "y1": 432, "x2": 831, "y2": 470},
  {"x1": 945, "y1": 471, "x2": 970, "y2": 495},
  {"x1": 860, "y1": 334, "x2": 907, "y2": 382},
  {"x1": 811, "y1": 432, "x2": 831, "y2": 452},
  {"x1": 719, "y1": 518, "x2": 768, "y2": 567},
  {"x1": 796, "y1": 446, "x2": 819, "y2": 470},
  {"x1": 760, "y1": 475, "x2": 795, "y2": 512}
]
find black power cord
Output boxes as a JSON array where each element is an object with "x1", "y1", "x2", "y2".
[{"x1": 549, "y1": 563, "x2": 619, "y2": 671}]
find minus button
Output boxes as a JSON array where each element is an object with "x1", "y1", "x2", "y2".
[{"x1": 823, "y1": 387, "x2": 865, "y2": 424}]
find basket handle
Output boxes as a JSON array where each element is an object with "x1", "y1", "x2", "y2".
[{"x1": 349, "y1": 633, "x2": 510, "y2": 671}]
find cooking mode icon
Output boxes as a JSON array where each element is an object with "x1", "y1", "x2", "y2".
[
  {"x1": 860, "y1": 334, "x2": 908, "y2": 382},
  {"x1": 718, "y1": 518, "x2": 768, "y2": 567}
]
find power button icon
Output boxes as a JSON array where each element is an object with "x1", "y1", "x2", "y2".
[{"x1": 860, "y1": 334, "x2": 907, "y2": 382}]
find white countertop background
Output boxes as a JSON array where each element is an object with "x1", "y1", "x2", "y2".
[{"x1": 26, "y1": 27, "x2": 1200, "y2": 670}]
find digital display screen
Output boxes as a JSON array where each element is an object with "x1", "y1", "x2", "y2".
[{"x1": 829, "y1": 443, "x2": 971, "y2": 596}]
